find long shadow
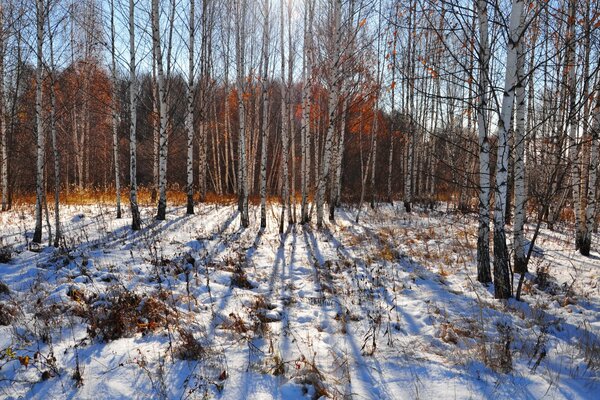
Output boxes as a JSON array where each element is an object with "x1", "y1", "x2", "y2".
[{"x1": 266, "y1": 231, "x2": 287, "y2": 297}]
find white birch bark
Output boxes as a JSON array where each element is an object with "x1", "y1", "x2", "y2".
[
  {"x1": 404, "y1": 1, "x2": 415, "y2": 213},
  {"x1": 565, "y1": 0, "x2": 582, "y2": 250},
  {"x1": 33, "y1": 0, "x2": 45, "y2": 244},
  {"x1": 129, "y1": 0, "x2": 141, "y2": 231},
  {"x1": 300, "y1": 0, "x2": 313, "y2": 224},
  {"x1": 476, "y1": 0, "x2": 492, "y2": 283},
  {"x1": 513, "y1": 10, "x2": 527, "y2": 273},
  {"x1": 110, "y1": 0, "x2": 121, "y2": 219},
  {"x1": 186, "y1": 0, "x2": 195, "y2": 214},
  {"x1": 581, "y1": 80, "x2": 600, "y2": 256},
  {"x1": 152, "y1": 0, "x2": 168, "y2": 221},
  {"x1": 0, "y1": 3, "x2": 7, "y2": 212},
  {"x1": 279, "y1": 0, "x2": 290, "y2": 232},
  {"x1": 47, "y1": 12, "x2": 61, "y2": 247},
  {"x1": 329, "y1": 96, "x2": 347, "y2": 221},
  {"x1": 493, "y1": 0, "x2": 525, "y2": 299},
  {"x1": 259, "y1": 0, "x2": 269, "y2": 229},
  {"x1": 236, "y1": 0, "x2": 249, "y2": 227},
  {"x1": 316, "y1": 0, "x2": 342, "y2": 228}
]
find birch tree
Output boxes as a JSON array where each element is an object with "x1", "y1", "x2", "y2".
[
  {"x1": 186, "y1": 0, "x2": 195, "y2": 214},
  {"x1": 300, "y1": 0, "x2": 314, "y2": 224},
  {"x1": 513, "y1": 7, "x2": 527, "y2": 274},
  {"x1": 279, "y1": 0, "x2": 290, "y2": 232},
  {"x1": 110, "y1": 0, "x2": 121, "y2": 219},
  {"x1": 581, "y1": 79, "x2": 600, "y2": 256},
  {"x1": 235, "y1": 0, "x2": 249, "y2": 228},
  {"x1": 0, "y1": 2, "x2": 7, "y2": 212},
  {"x1": 152, "y1": 0, "x2": 168, "y2": 221},
  {"x1": 475, "y1": 0, "x2": 491, "y2": 284},
  {"x1": 47, "y1": 4, "x2": 61, "y2": 247},
  {"x1": 33, "y1": 0, "x2": 45, "y2": 244},
  {"x1": 565, "y1": 0, "x2": 582, "y2": 250},
  {"x1": 129, "y1": 0, "x2": 141, "y2": 231},
  {"x1": 259, "y1": 0, "x2": 269, "y2": 229},
  {"x1": 316, "y1": 0, "x2": 342, "y2": 228},
  {"x1": 493, "y1": 0, "x2": 525, "y2": 299}
]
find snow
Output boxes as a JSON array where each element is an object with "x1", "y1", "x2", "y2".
[{"x1": 0, "y1": 203, "x2": 598, "y2": 399}]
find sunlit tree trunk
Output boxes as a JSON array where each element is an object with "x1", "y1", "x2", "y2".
[
  {"x1": 475, "y1": 0, "x2": 492, "y2": 283},
  {"x1": 513, "y1": 12, "x2": 527, "y2": 274},
  {"x1": 236, "y1": 0, "x2": 249, "y2": 228},
  {"x1": 330, "y1": 96, "x2": 347, "y2": 221},
  {"x1": 565, "y1": 0, "x2": 582, "y2": 250},
  {"x1": 493, "y1": 0, "x2": 524, "y2": 299},
  {"x1": 0, "y1": 4, "x2": 7, "y2": 212},
  {"x1": 109, "y1": 0, "x2": 122, "y2": 219},
  {"x1": 33, "y1": 0, "x2": 45, "y2": 244},
  {"x1": 279, "y1": 0, "x2": 290, "y2": 232},
  {"x1": 581, "y1": 80, "x2": 600, "y2": 256},
  {"x1": 47, "y1": 12, "x2": 61, "y2": 247},
  {"x1": 186, "y1": 0, "x2": 195, "y2": 214},
  {"x1": 259, "y1": 0, "x2": 269, "y2": 229},
  {"x1": 316, "y1": 0, "x2": 341, "y2": 228},
  {"x1": 129, "y1": 0, "x2": 141, "y2": 231},
  {"x1": 300, "y1": 0, "x2": 314, "y2": 224},
  {"x1": 152, "y1": 0, "x2": 168, "y2": 220}
]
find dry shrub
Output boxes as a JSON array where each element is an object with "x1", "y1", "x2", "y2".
[
  {"x1": 221, "y1": 313, "x2": 250, "y2": 335},
  {"x1": 67, "y1": 287, "x2": 86, "y2": 303},
  {"x1": 87, "y1": 289, "x2": 172, "y2": 342},
  {"x1": 294, "y1": 355, "x2": 329, "y2": 400},
  {"x1": 378, "y1": 245, "x2": 398, "y2": 262},
  {"x1": 0, "y1": 303, "x2": 16, "y2": 326},
  {"x1": 230, "y1": 265, "x2": 254, "y2": 289},
  {"x1": 176, "y1": 329, "x2": 206, "y2": 360},
  {"x1": 259, "y1": 353, "x2": 286, "y2": 376},
  {"x1": 486, "y1": 322, "x2": 513, "y2": 373},
  {"x1": 580, "y1": 321, "x2": 600, "y2": 371},
  {"x1": 0, "y1": 246, "x2": 12, "y2": 263}
]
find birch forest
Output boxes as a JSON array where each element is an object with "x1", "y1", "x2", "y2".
[{"x1": 0, "y1": 0, "x2": 600, "y2": 398}]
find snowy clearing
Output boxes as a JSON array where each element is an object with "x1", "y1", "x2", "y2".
[{"x1": 0, "y1": 203, "x2": 598, "y2": 399}]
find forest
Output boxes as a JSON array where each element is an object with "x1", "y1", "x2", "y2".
[{"x1": 0, "y1": 0, "x2": 599, "y2": 399}]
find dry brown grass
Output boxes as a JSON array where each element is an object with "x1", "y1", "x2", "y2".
[{"x1": 7, "y1": 187, "x2": 309, "y2": 207}]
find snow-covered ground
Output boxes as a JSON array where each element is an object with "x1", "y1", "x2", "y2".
[{"x1": 0, "y1": 203, "x2": 598, "y2": 399}]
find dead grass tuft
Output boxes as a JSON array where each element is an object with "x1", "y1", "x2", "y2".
[{"x1": 86, "y1": 288, "x2": 172, "y2": 342}]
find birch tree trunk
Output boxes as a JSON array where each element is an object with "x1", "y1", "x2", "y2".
[
  {"x1": 186, "y1": 0, "x2": 195, "y2": 214},
  {"x1": 404, "y1": 0, "x2": 415, "y2": 214},
  {"x1": 152, "y1": 0, "x2": 168, "y2": 221},
  {"x1": 110, "y1": 0, "x2": 121, "y2": 219},
  {"x1": 329, "y1": 96, "x2": 347, "y2": 221},
  {"x1": 513, "y1": 11, "x2": 527, "y2": 274},
  {"x1": 129, "y1": 0, "x2": 141, "y2": 231},
  {"x1": 581, "y1": 80, "x2": 600, "y2": 256},
  {"x1": 493, "y1": 0, "x2": 524, "y2": 299},
  {"x1": 300, "y1": 0, "x2": 314, "y2": 224},
  {"x1": 387, "y1": 20, "x2": 398, "y2": 205},
  {"x1": 475, "y1": 0, "x2": 492, "y2": 283},
  {"x1": 33, "y1": 0, "x2": 45, "y2": 244},
  {"x1": 565, "y1": 0, "x2": 582, "y2": 250},
  {"x1": 288, "y1": 0, "x2": 296, "y2": 223},
  {"x1": 279, "y1": 0, "x2": 290, "y2": 232},
  {"x1": 151, "y1": 57, "x2": 159, "y2": 203},
  {"x1": 259, "y1": 0, "x2": 269, "y2": 229},
  {"x1": 316, "y1": 0, "x2": 342, "y2": 228},
  {"x1": 198, "y1": 0, "x2": 210, "y2": 202},
  {"x1": 48, "y1": 13, "x2": 61, "y2": 247},
  {"x1": 236, "y1": 0, "x2": 249, "y2": 228},
  {"x1": 0, "y1": 3, "x2": 7, "y2": 212}
]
